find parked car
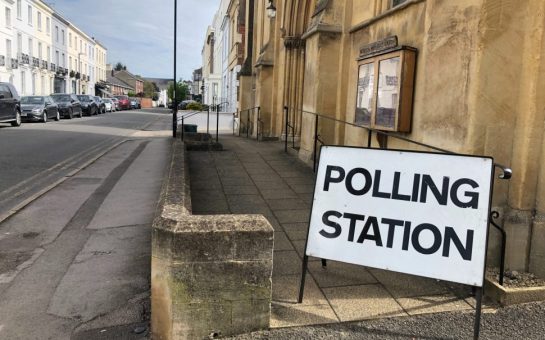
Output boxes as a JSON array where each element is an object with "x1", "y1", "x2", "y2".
[
  {"x1": 50, "y1": 94, "x2": 83, "y2": 119},
  {"x1": 77, "y1": 95, "x2": 98, "y2": 116},
  {"x1": 0, "y1": 82, "x2": 21, "y2": 127},
  {"x1": 103, "y1": 98, "x2": 114, "y2": 112},
  {"x1": 114, "y1": 95, "x2": 130, "y2": 110},
  {"x1": 129, "y1": 97, "x2": 141, "y2": 109},
  {"x1": 179, "y1": 100, "x2": 196, "y2": 110},
  {"x1": 20, "y1": 96, "x2": 59, "y2": 122},
  {"x1": 110, "y1": 97, "x2": 120, "y2": 111},
  {"x1": 93, "y1": 96, "x2": 106, "y2": 113}
]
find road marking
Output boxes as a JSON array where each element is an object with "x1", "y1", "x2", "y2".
[
  {"x1": 0, "y1": 138, "x2": 116, "y2": 201},
  {"x1": 0, "y1": 140, "x2": 127, "y2": 225}
]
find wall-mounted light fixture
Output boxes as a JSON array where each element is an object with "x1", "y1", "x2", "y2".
[{"x1": 266, "y1": 0, "x2": 277, "y2": 18}]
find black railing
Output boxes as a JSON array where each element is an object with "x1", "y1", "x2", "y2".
[
  {"x1": 236, "y1": 107, "x2": 260, "y2": 140},
  {"x1": 284, "y1": 105, "x2": 512, "y2": 285},
  {"x1": 180, "y1": 103, "x2": 226, "y2": 143}
]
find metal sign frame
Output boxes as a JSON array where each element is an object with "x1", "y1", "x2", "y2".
[{"x1": 298, "y1": 145, "x2": 497, "y2": 340}]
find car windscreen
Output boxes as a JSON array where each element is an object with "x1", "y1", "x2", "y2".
[
  {"x1": 77, "y1": 95, "x2": 91, "y2": 102},
  {"x1": 21, "y1": 96, "x2": 44, "y2": 104},
  {"x1": 103, "y1": 99, "x2": 112, "y2": 103},
  {"x1": 51, "y1": 95, "x2": 72, "y2": 102}
]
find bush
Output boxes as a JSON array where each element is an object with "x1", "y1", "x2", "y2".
[{"x1": 186, "y1": 102, "x2": 204, "y2": 111}]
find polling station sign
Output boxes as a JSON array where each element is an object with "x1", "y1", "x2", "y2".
[{"x1": 305, "y1": 146, "x2": 494, "y2": 287}]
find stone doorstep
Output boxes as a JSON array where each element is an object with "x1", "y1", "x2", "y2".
[{"x1": 485, "y1": 278, "x2": 545, "y2": 306}]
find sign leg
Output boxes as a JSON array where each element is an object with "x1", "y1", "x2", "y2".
[
  {"x1": 298, "y1": 255, "x2": 309, "y2": 303},
  {"x1": 473, "y1": 287, "x2": 483, "y2": 340}
]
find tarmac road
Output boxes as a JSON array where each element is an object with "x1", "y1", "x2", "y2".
[
  {"x1": 0, "y1": 108, "x2": 173, "y2": 339},
  {"x1": 0, "y1": 108, "x2": 171, "y2": 221}
]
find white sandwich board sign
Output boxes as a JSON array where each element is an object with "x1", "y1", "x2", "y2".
[{"x1": 305, "y1": 146, "x2": 494, "y2": 287}]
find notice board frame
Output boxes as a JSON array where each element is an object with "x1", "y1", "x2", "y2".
[{"x1": 298, "y1": 145, "x2": 496, "y2": 340}]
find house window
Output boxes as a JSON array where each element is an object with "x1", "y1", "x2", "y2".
[
  {"x1": 69, "y1": 33, "x2": 72, "y2": 47},
  {"x1": 62, "y1": 30, "x2": 65, "y2": 45},
  {"x1": 27, "y1": 5, "x2": 32, "y2": 25},
  {"x1": 392, "y1": 0, "x2": 408, "y2": 7},
  {"x1": 17, "y1": 33, "x2": 22, "y2": 54},
  {"x1": 28, "y1": 38, "x2": 32, "y2": 57},
  {"x1": 38, "y1": 42, "x2": 42, "y2": 59},
  {"x1": 55, "y1": 51, "x2": 59, "y2": 66},
  {"x1": 55, "y1": 26, "x2": 59, "y2": 42},
  {"x1": 355, "y1": 47, "x2": 416, "y2": 132},
  {"x1": 46, "y1": 46, "x2": 50, "y2": 62},
  {"x1": 46, "y1": 17, "x2": 50, "y2": 34},
  {"x1": 21, "y1": 71, "x2": 25, "y2": 95},
  {"x1": 6, "y1": 39, "x2": 11, "y2": 61},
  {"x1": 37, "y1": 12, "x2": 41, "y2": 30},
  {"x1": 17, "y1": 0, "x2": 21, "y2": 19},
  {"x1": 5, "y1": 8, "x2": 11, "y2": 28}
]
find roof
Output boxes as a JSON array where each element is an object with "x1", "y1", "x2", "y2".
[
  {"x1": 114, "y1": 70, "x2": 143, "y2": 82},
  {"x1": 106, "y1": 75, "x2": 134, "y2": 90}
]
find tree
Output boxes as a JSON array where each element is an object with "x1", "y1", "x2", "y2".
[
  {"x1": 143, "y1": 81, "x2": 159, "y2": 98},
  {"x1": 114, "y1": 62, "x2": 126, "y2": 71},
  {"x1": 167, "y1": 80, "x2": 189, "y2": 103},
  {"x1": 127, "y1": 91, "x2": 136, "y2": 97}
]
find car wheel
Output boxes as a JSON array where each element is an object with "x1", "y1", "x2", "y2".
[
  {"x1": 11, "y1": 111, "x2": 22, "y2": 127},
  {"x1": 54, "y1": 110, "x2": 60, "y2": 121},
  {"x1": 42, "y1": 111, "x2": 47, "y2": 123}
]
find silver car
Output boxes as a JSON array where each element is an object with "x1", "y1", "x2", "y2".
[{"x1": 20, "y1": 96, "x2": 60, "y2": 123}]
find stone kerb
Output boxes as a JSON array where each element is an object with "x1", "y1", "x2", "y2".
[{"x1": 152, "y1": 139, "x2": 274, "y2": 340}]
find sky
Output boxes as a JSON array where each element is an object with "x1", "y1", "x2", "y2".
[{"x1": 48, "y1": 0, "x2": 219, "y2": 80}]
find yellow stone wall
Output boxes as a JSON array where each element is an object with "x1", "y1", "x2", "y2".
[{"x1": 239, "y1": 0, "x2": 545, "y2": 275}]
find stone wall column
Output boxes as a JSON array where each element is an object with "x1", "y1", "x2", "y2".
[{"x1": 504, "y1": 0, "x2": 545, "y2": 271}]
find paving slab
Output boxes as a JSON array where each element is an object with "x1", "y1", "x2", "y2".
[
  {"x1": 308, "y1": 261, "x2": 378, "y2": 288},
  {"x1": 369, "y1": 268, "x2": 450, "y2": 298},
  {"x1": 282, "y1": 222, "x2": 309, "y2": 241},
  {"x1": 274, "y1": 231, "x2": 294, "y2": 251},
  {"x1": 187, "y1": 135, "x2": 479, "y2": 330},
  {"x1": 396, "y1": 294, "x2": 473, "y2": 316},
  {"x1": 323, "y1": 284, "x2": 407, "y2": 322}
]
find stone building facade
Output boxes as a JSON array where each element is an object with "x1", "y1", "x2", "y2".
[{"x1": 236, "y1": 0, "x2": 545, "y2": 277}]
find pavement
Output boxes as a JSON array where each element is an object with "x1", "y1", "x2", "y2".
[
  {"x1": 187, "y1": 135, "x2": 545, "y2": 339},
  {"x1": 0, "y1": 108, "x2": 172, "y2": 339}
]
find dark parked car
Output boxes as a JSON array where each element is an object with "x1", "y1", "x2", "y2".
[
  {"x1": 20, "y1": 96, "x2": 59, "y2": 122},
  {"x1": 77, "y1": 95, "x2": 98, "y2": 116},
  {"x1": 179, "y1": 100, "x2": 196, "y2": 110},
  {"x1": 50, "y1": 94, "x2": 82, "y2": 119},
  {"x1": 93, "y1": 96, "x2": 106, "y2": 113},
  {"x1": 114, "y1": 95, "x2": 130, "y2": 110},
  {"x1": 0, "y1": 82, "x2": 21, "y2": 127}
]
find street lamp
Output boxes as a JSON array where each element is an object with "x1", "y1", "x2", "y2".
[
  {"x1": 172, "y1": 0, "x2": 178, "y2": 138},
  {"x1": 266, "y1": 0, "x2": 277, "y2": 18}
]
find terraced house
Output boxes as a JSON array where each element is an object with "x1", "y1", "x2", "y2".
[{"x1": 0, "y1": 0, "x2": 107, "y2": 96}]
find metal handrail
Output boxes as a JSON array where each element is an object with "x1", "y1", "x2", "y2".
[
  {"x1": 180, "y1": 109, "x2": 206, "y2": 141},
  {"x1": 238, "y1": 106, "x2": 260, "y2": 139},
  {"x1": 285, "y1": 105, "x2": 512, "y2": 285}
]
